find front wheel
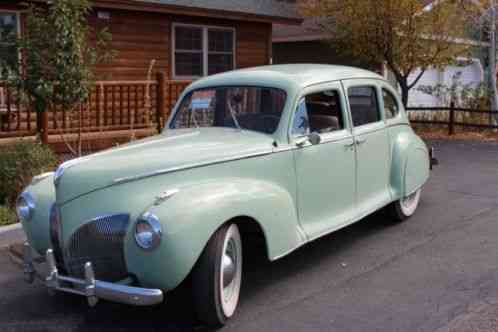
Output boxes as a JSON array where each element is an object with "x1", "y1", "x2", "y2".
[
  {"x1": 388, "y1": 188, "x2": 422, "y2": 222},
  {"x1": 192, "y1": 223, "x2": 243, "y2": 328}
]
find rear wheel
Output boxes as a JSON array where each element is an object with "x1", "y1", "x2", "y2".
[
  {"x1": 192, "y1": 223, "x2": 242, "y2": 328},
  {"x1": 388, "y1": 188, "x2": 422, "y2": 222}
]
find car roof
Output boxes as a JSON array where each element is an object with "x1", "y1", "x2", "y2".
[{"x1": 187, "y1": 64, "x2": 386, "y2": 91}]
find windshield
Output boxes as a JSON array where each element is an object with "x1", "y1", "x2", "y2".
[{"x1": 170, "y1": 86, "x2": 287, "y2": 135}]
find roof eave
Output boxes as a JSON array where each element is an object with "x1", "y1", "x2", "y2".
[{"x1": 91, "y1": 0, "x2": 303, "y2": 25}]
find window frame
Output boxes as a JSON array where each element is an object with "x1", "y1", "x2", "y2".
[
  {"x1": 291, "y1": 89, "x2": 347, "y2": 138},
  {"x1": 172, "y1": 23, "x2": 236, "y2": 80},
  {"x1": 347, "y1": 85, "x2": 383, "y2": 128},
  {"x1": 0, "y1": 10, "x2": 21, "y2": 78}
]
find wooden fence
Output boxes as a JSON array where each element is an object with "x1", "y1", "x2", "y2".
[
  {"x1": 0, "y1": 73, "x2": 190, "y2": 143},
  {"x1": 406, "y1": 102, "x2": 498, "y2": 135}
]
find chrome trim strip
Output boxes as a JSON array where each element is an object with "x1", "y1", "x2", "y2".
[{"x1": 113, "y1": 149, "x2": 273, "y2": 184}]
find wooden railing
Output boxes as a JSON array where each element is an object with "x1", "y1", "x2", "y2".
[
  {"x1": 0, "y1": 73, "x2": 191, "y2": 142},
  {"x1": 407, "y1": 102, "x2": 498, "y2": 135}
]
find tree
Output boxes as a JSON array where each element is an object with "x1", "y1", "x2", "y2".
[
  {"x1": 300, "y1": 0, "x2": 469, "y2": 106},
  {"x1": 461, "y1": 0, "x2": 498, "y2": 117},
  {"x1": 0, "y1": 0, "x2": 113, "y2": 149}
]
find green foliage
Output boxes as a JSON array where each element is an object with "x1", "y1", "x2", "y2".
[
  {"x1": 0, "y1": 0, "x2": 114, "y2": 115},
  {"x1": 0, "y1": 141, "x2": 57, "y2": 208},
  {"x1": 0, "y1": 206, "x2": 16, "y2": 226}
]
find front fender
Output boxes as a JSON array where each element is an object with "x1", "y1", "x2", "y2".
[
  {"x1": 125, "y1": 177, "x2": 304, "y2": 291},
  {"x1": 20, "y1": 174, "x2": 55, "y2": 255},
  {"x1": 389, "y1": 128, "x2": 430, "y2": 198}
]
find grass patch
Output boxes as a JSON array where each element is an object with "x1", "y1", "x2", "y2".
[{"x1": 0, "y1": 206, "x2": 17, "y2": 226}]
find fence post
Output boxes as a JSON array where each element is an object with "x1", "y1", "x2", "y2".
[
  {"x1": 449, "y1": 101, "x2": 455, "y2": 136},
  {"x1": 40, "y1": 110, "x2": 49, "y2": 144},
  {"x1": 156, "y1": 72, "x2": 165, "y2": 133}
]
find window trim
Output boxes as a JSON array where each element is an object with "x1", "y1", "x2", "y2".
[
  {"x1": 172, "y1": 23, "x2": 236, "y2": 80},
  {"x1": 0, "y1": 11, "x2": 21, "y2": 51},
  {"x1": 347, "y1": 85, "x2": 383, "y2": 129}
]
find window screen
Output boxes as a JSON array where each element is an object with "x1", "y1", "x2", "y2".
[{"x1": 348, "y1": 86, "x2": 380, "y2": 127}]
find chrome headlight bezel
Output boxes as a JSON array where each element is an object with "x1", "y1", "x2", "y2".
[
  {"x1": 134, "y1": 212, "x2": 162, "y2": 251},
  {"x1": 16, "y1": 191, "x2": 35, "y2": 222}
]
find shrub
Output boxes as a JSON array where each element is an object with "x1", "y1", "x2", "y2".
[
  {"x1": 0, "y1": 206, "x2": 16, "y2": 226},
  {"x1": 0, "y1": 140, "x2": 57, "y2": 208}
]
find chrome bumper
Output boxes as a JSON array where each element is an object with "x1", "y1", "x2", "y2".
[{"x1": 23, "y1": 243, "x2": 164, "y2": 307}]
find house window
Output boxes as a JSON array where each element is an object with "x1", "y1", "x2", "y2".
[
  {"x1": 0, "y1": 12, "x2": 19, "y2": 70},
  {"x1": 173, "y1": 24, "x2": 235, "y2": 78}
]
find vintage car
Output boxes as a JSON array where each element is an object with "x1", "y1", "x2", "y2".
[{"x1": 18, "y1": 64, "x2": 436, "y2": 327}]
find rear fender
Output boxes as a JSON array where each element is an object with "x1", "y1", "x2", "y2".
[{"x1": 390, "y1": 130, "x2": 430, "y2": 199}]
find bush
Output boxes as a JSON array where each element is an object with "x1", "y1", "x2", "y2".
[
  {"x1": 0, "y1": 140, "x2": 57, "y2": 208},
  {"x1": 0, "y1": 206, "x2": 16, "y2": 226}
]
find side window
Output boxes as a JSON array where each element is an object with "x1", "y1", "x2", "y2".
[
  {"x1": 292, "y1": 99, "x2": 310, "y2": 136},
  {"x1": 382, "y1": 88, "x2": 400, "y2": 119},
  {"x1": 292, "y1": 90, "x2": 344, "y2": 136},
  {"x1": 348, "y1": 86, "x2": 380, "y2": 127}
]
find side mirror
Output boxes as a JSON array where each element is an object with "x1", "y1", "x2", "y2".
[
  {"x1": 308, "y1": 132, "x2": 321, "y2": 145},
  {"x1": 295, "y1": 132, "x2": 321, "y2": 147}
]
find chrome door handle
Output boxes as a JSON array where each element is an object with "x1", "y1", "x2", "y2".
[
  {"x1": 344, "y1": 140, "x2": 355, "y2": 148},
  {"x1": 355, "y1": 137, "x2": 367, "y2": 145}
]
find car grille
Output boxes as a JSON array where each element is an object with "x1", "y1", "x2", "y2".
[
  {"x1": 65, "y1": 214, "x2": 131, "y2": 281},
  {"x1": 49, "y1": 203, "x2": 66, "y2": 272}
]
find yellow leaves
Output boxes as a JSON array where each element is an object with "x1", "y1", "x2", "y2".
[{"x1": 298, "y1": 0, "x2": 469, "y2": 76}]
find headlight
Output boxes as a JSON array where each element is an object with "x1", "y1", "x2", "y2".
[
  {"x1": 134, "y1": 212, "x2": 162, "y2": 251},
  {"x1": 16, "y1": 191, "x2": 35, "y2": 222}
]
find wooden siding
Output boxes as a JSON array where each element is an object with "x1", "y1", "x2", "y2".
[
  {"x1": 87, "y1": 8, "x2": 271, "y2": 118},
  {"x1": 88, "y1": 9, "x2": 271, "y2": 81}
]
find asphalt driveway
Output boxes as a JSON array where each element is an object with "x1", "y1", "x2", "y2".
[{"x1": 2, "y1": 139, "x2": 498, "y2": 332}]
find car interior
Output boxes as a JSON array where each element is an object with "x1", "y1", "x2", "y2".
[{"x1": 305, "y1": 91, "x2": 344, "y2": 134}]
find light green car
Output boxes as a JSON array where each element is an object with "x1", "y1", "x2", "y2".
[{"x1": 18, "y1": 64, "x2": 436, "y2": 327}]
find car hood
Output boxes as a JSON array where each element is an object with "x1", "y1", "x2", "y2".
[{"x1": 55, "y1": 128, "x2": 275, "y2": 204}]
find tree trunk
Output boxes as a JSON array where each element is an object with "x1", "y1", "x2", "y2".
[
  {"x1": 36, "y1": 111, "x2": 49, "y2": 144},
  {"x1": 399, "y1": 79, "x2": 410, "y2": 108}
]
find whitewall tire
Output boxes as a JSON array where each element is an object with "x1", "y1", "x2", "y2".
[
  {"x1": 192, "y1": 223, "x2": 243, "y2": 328},
  {"x1": 388, "y1": 188, "x2": 422, "y2": 222}
]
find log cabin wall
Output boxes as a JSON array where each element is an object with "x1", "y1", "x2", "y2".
[{"x1": 87, "y1": 8, "x2": 272, "y2": 118}]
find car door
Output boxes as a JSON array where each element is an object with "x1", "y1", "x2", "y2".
[
  {"x1": 342, "y1": 80, "x2": 392, "y2": 216},
  {"x1": 291, "y1": 83, "x2": 356, "y2": 240}
]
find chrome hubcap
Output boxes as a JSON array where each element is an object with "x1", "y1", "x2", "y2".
[
  {"x1": 222, "y1": 251, "x2": 236, "y2": 288},
  {"x1": 222, "y1": 239, "x2": 238, "y2": 300}
]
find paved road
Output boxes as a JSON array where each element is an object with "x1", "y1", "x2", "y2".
[{"x1": 2, "y1": 140, "x2": 498, "y2": 332}]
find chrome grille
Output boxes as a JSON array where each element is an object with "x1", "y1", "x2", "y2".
[
  {"x1": 65, "y1": 214, "x2": 130, "y2": 281},
  {"x1": 49, "y1": 203, "x2": 66, "y2": 272}
]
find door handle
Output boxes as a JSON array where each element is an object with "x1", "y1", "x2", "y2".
[
  {"x1": 344, "y1": 140, "x2": 355, "y2": 148},
  {"x1": 355, "y1": 137, "x2": 367, "y2": 145}
]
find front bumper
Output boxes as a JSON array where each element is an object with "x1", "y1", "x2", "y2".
[{"x1": 22, "y1": 243, "x2": 164, "y2": 307}]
